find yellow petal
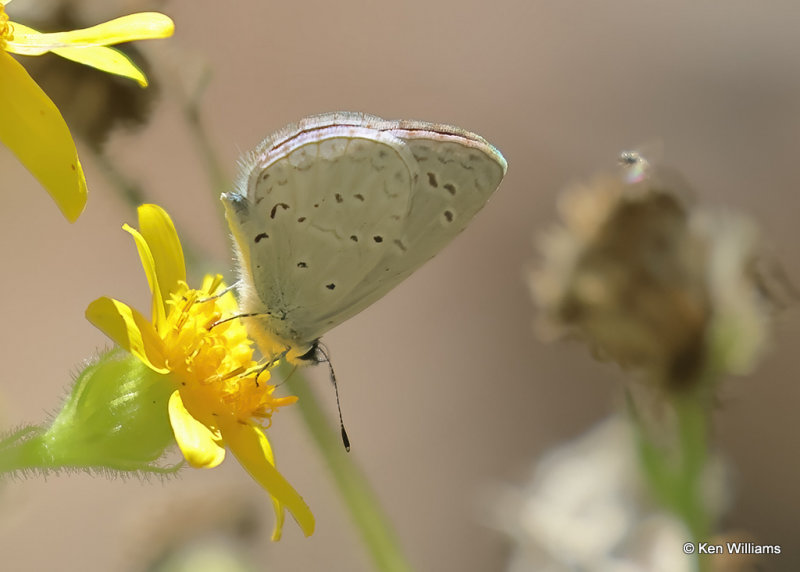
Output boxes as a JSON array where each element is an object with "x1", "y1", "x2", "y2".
[
  {"x1": 240, "y1": 424, "x2": 286, "y2": 541},
  {"x1": 225, "y1": 422, "x2": 315, "y2": 538},
  {"x1": 52, "y1": 45, "x2": 149, "y2": 87},
  {"x1": 0, "y1": 51, "x2": 87, "y2": 222},
  {"x1": 123, "y1": 223, "x2": 167, "y2": 330},
  {"x1": 86, "y1": 296, "x2": 168, "y2": 373},
  {"x1": 168, "y1": 390, "x2": 226, "y2": 469},
  {"x1": 270, "y1": 496, "x2": 287, "y2": 542},
  {"x1": 137, "y1": 205, "x2": 187, "y2": 305},
  {"x1": 6, "y1": 13, "x2": 174, "y2": 54}
]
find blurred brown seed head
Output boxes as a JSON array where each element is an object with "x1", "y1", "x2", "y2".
[{"x1": 530, "y1": 154, "x2": 774, "y2": 390}]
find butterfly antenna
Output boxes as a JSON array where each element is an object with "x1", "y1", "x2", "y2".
[{"x1": 316, "y1": 344, "x2": 350, "y2": 452}]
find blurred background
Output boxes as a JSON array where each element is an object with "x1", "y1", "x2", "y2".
[{"x1": 1, "y1": 0, "x2": 799, "y2": 570}]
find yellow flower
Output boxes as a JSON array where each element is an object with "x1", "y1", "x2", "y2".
[
  {"x1": 0, "y1": 2, "x2": 174, "y2": 221},
  {"x1": 86, "y1": 204, "x2": 314, "y2": 540}
]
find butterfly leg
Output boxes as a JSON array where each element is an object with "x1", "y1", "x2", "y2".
[
  {"x1": 198, "y1": 281, "x2": 241, "y2": 303},
  {"x1": 253, "y1": 347, "x2": 290, "y2": 387}
]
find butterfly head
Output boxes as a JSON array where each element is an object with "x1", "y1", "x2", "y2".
[{"x1": 294, "y1": 340, "x2": 326, "y2": 365}]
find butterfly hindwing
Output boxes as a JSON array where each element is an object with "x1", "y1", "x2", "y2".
[{"x1": 317, "y1": 120, "x2": 507, "y2": 326}]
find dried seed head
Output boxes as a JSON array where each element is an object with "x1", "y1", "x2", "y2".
[{"x1": 531, "y1": 155, "x2": 776, "y2": 390}]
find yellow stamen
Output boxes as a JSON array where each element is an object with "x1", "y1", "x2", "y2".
[{"x1": 0, "y1": 7, "x2": 11, "y2": 48}]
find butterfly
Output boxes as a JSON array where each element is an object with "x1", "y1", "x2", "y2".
[{"x1": 222, "y1": 112, "x2": 507, "y2": 367}]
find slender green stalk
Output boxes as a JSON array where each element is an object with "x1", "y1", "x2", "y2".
[
  {"x1": 672, "y1": 393, "x2": 712, "y2": 544},
  {"x1": 0, "y1": 426, "x2": 44, "y2": 474},
  {"x1": 631, "y1": 384, "x2": 713, "y2": 572},
  {"x1": 94, "y1": 150, "x2": 147, "y2": 209},
  {"x1": 278, "y1": 362, "x2": 412, "y2": 572},
  {"x1": 179, "y1": 68, "x2": 231, "y2": 204}
]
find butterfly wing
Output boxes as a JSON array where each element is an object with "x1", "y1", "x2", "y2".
[{"x1": 223, "y1": 113, "x2": 506, "y2": 357}]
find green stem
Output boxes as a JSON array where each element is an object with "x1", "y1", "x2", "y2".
[
  {"x1": 94, "y1": 150, "x2": 147, "y2": 210},
  {"x1": 179, "y1": 68, "x2": 231, "y2": 206},
  {"x1": 0, "y1": 425, "x2": 45, "y2": 474},
  {"x1": 278, "y1": 363, "x2": 412, "y2": 572},
  {"x1": 672, "y1": 393, "x2": 711, "y2": 544},
  {"x1": 630, "y1": 386, "x2": 713, "y2": 572}
]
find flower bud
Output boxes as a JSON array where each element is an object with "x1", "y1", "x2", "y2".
[{"x1": 2, "y1": 348, "x2": 178, "y2": 474}]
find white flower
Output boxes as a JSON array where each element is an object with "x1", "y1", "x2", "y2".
[{"x1": 490, "y1": 417, "x2": 728, "y2": 571}]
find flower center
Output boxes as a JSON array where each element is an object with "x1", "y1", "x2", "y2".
[{"x1": 162, "y1": 277, "x2": 296, "y2": 427}]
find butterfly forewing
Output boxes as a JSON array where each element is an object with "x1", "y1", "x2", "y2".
[{"x1": 224, "y1": 123, "x2": 418, "y2": 347}]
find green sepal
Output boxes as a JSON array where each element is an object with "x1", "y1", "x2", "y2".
[{"x1": 0, "y1": 347, "x2": 180, "y2": 475}]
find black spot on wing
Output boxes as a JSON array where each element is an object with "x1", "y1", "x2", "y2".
[
  {"x1": 270, "y1": 203, "x2": 290, "y2": 219},
  {"x1": 254, "y1": 232, "x2": 269, "y2": 243}
]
